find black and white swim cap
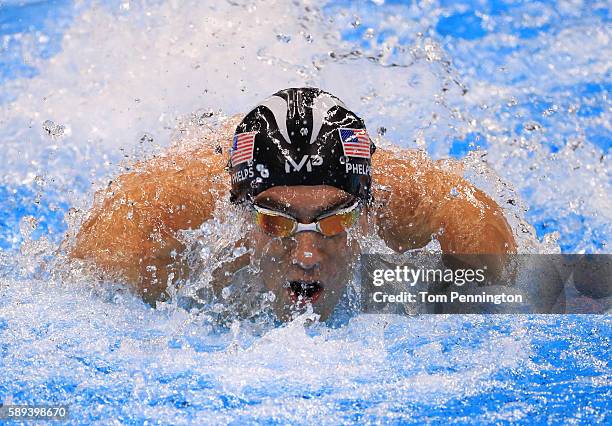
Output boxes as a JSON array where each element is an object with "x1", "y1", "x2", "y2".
[{"x1": 228, "y1": 87, "x2": 375, "y2": 204}]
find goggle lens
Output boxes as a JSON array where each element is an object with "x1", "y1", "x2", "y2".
[
  {"x1": 254, "y1": 211, "x2": 296, "y2": 237},
  {"x1": 317, "y1": 210, "x2": 359, "y2": 236}
]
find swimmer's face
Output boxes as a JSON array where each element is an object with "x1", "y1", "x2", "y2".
[{"x1": 249, "y1": 185, "x2": 363, "y2": 322}]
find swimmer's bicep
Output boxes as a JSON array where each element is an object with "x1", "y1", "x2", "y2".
[
  {"x1": 72, "y1": 182, "x2": 190, "y2": 300},
  {"x1": 72, "y1": 187, "x2": 151, "y2": 263},
  {"x1": 375, "y1": 159, "x2": 514, "y2": 254},
  {"x1": 372, "y1": 147, "x2": 515, "y2": 254},
  {"x1": 423, "y1": 169, "x2": 517, "y2": 254}
]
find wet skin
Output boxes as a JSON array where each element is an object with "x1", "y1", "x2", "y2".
[
  {"x1": 249, "y1": 185, "x2": 363, "y2": 321},
  {"x1": 71, "y1": 115, "x2": 518, "y2": 314}
]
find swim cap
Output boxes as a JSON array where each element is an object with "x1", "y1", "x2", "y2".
[{"x1": 228, "y1": 87, "x2": 375, "y2": 204}]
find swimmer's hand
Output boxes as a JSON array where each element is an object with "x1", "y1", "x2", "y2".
[{"x1": 372, "y1": 148, "x2": 516, "y2": 275}]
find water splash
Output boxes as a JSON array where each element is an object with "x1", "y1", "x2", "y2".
[{"x1": 0, "y1": 0, "x2": 610, "y2": 422}]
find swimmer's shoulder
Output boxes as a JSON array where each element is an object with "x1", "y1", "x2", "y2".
[
  {"x1": 371, "y1": 146, "x2": 431, "y2": 191},
  {"x1": 371, "y1": 145, "x2": 465, "y2": 189},
  {"x1": 135, "y1": 114, "x2": 244, "y2": 189}
]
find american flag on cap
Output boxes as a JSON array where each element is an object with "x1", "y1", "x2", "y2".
[
  {"x1": 338, "y1": 128, "x2": 371, "y2": 159},
  {"x1": 230, "y1": 131, "x2": 257, "y2": 166}
]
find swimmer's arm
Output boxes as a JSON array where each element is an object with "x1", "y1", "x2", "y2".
[
  {"x1": 372, "y1": 148, "x2": 516, "y2": 256},
  {"x1": 69, "y1": 115, "x2": 240, "y2": 304}
]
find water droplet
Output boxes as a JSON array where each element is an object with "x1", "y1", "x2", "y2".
[
  {"x1": 542, "y1": 105, "x2": 559, "y2": 116},
  {"x1": 196, "y1": 110, "x2": 214, "y2": 126},
  {"x1": 523, "y1": 121, "x2": 543, "y2": 132},
  {"x1": 543, "y1": 231, "x2": 560, "y2": 247},
  {"x1": 233, "y1": 246, "x2": 247, "y2": 257},
  {"x1": 42, "y1": 120, "x2": 65, "y2": 138},
  {"x1": 19, "y1": 216, "x2": 37, "y2": 239},
  {"x1": 450, "y1": 187, "x2": 459, "y2": 197},
  {"x1": 351, "y1": 16, "x2": 361, "y2": 28},
  {"x1": 140, "y1": 133, "x2": 154, "y2": 143},
  {"x1": 221, "y1": 286, "x2": 232, "y2": 299},
  {"x1": 276, "y1": 33, "x2": 291, "y2": 43}
]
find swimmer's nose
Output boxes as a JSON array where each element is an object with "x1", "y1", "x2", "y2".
[{"x1": 291, "y1": 232, "x2": 321, "y2": 271}]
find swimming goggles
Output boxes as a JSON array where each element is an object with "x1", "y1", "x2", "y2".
[{"x1": 252, "y1": 200, "x2": 361, "y2": 238}]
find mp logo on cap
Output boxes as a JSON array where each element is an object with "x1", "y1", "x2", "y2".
[{"x1": 285, "y1": 155, "x2": 323, "y2": 173}]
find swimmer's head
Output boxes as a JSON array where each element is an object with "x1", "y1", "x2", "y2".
[
  {"x1": 229, "y1": 88, "x2": 373, "y2": 321},
  {"x1": 228, "y1": 87, "x2": 375, "y2": 204}
]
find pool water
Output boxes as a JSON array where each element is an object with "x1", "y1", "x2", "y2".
[{"x1": 0, "y1": 0, "x2": 610, "y2": 423}]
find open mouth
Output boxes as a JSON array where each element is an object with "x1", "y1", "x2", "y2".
[{"x1": 287, "y1": 281, "x2": 324, "y2": 304}]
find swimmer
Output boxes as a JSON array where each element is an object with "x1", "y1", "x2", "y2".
[{"x1": 71, "y1": 87, "x2": 516, "y2": 320}]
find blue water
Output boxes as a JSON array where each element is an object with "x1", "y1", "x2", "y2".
[
  {"x1": 1, "y1": 309, "x2": 610, "y2": 423},
  {"x1": 0, "y1": 0, "x2": 610, "y2": 424}
]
